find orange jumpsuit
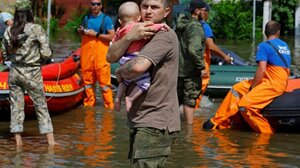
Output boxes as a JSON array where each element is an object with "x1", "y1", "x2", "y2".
[
  {"x1": 195, "y1": 47, "x2": 210, "y2": 108},
  {"x1": 81, "y1": 35, "x2": 114, "y2": 109},
  {"x1": 209, "y1": 65, "x2": 289, "y2": 134}
]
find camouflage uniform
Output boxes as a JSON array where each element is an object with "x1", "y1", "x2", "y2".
[
  {"x1": 1, "y1": 23, "x2": 53, "y2": 134},
  {"x1": 129, "y1": 128, "x2": 179, "y2": 167},
  {"x1": 175, "y1": 14, "x2": 206, "y2": 107}
]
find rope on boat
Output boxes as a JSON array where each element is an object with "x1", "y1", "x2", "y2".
[
  {"x1": 27, "y1": 62, "x2": 62, "y2": 107},
  {"x1": 45, "y1": 62, "x2": 62, "y2": 102}
]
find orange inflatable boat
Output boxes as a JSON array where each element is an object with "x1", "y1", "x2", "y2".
[{"x1": 0, "y1": 48, "x2": 84, "y2": 117}]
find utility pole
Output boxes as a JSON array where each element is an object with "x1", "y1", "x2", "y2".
[
  {"x1": 263, "y1": 0, "x2": 272, "y2": 41},
  {"x1": 253, "y1": 0, "x2": 256, "y2": 41},
  {"x1": 47, "y1": 0, "x2": 51, "y2": 43},
  {"x1": 252, "y1": 0, "x2": 257, "y2": 59}
]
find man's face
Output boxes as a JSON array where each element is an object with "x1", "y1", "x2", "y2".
[
  {"x1": 140, "y1": 0, "x2": 170, "y2": 23},
  {"x1": 90, "y1": 0, "x2": 102, "y2": 15},
  {"x1": 199, "y1": 7, "x2": 208, "y2": 21}
]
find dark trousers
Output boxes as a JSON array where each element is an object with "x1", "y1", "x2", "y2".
[{"x1": 129, "y1": 127, "x2": 179, "y2": 168}]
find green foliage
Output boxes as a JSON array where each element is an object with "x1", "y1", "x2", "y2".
[
  {"x1": 204, "y1": 0, "x2": 297, "y2": 40},
  {"x1": 39, "y1": 18, "x2": 60, "y2": 35},
  {"x1": 272, "y1": 0, "x2": 297, "y2": 36},
  {"x1": 207, "y1": 0, "x2": 257, "y2": 40},
  {"x1": 63, "y1": 8, "x2": 89, "y2": 33}
]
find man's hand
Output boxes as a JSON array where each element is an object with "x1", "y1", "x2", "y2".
[
  {"x1": 126, "y1": 22, "x2": 156, "y2": 41},
  {"x1": 224, "y1": 54, "x2": 233, "y2": 64},
  {"x1": 106, "y1": 22, "x2": 156, "y2": 63},
  {"x1": 159, "y1": 23, "x2": 171, "y2": 32},
  {"x1": 201, "y1": 69, "x2": 208, "y2": 77},
  {"x1": 77, "y1": 25, "x2": 84, "y2": 35},
  {"x1": 84, "y1": 29, "x2": 97, "y2": 37}
]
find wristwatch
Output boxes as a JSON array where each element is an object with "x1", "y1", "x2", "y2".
[{"x1": 96, "y1": 32, "x2": 99, "y2": 38}]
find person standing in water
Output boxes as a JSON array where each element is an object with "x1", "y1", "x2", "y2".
[
  {"x1": 1, "y1": 0, "x2": 55, "y2": 145},
  {"x1": 107, "y1": 0, "x2": 180, "y2": 166},
  {"x1": 78, "y1": 0, "x2": 115, "y2": 109},
  {"x1": 113, "y1": 1, "x2": 169, "y2": 112}
]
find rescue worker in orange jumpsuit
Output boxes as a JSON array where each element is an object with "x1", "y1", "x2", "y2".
[
  {"x1": 78, "y1": 0, "x2": 115, "y2": 109},
  {"x1": 203, "y1": 20, "x2": 291, "y2": 134},
  {"x1": 195, "y1": 2, "x2": 232, "y2": 109}
]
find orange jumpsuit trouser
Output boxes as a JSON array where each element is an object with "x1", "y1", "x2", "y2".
[
  {"x1": 80, "y1": 36, "x2": 114, "y2": 109},
  {"x1": 195, "y1": 48, "x2": 210, "y2": 108},
  {"x1": 210, "y1": 65, "x2": 289, "y2": 134}
]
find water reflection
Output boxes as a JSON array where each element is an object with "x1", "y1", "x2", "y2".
[
  {"x1": 180, "y1": 122, "x2": 290, "y2": 167},
  {"x1": 13, "y1": 145, "x2": 56, "y2": 167},
  {"x1": 76, "y1": 107, "x2": 115, "y2": 167},
  {"x1": 0, "y1": 103, "x2": 300, "y2": 167}
]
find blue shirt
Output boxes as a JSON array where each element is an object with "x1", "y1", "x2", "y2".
[
  {"x1": 256, "y1": 38, "x2": 291, "y2": 68},
  {"x1": 200, "y1": 20, "x2": 214, "y2": 38},
  {"x1": 82, "y1": 13, "x2": 114, "y2": 34}
]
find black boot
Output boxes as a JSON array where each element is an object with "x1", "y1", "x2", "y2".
[{"x1": 202, "y1": 119, "x2": 215, "y2": 129}]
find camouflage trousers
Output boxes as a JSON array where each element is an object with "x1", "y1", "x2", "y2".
[
  {"x1": 9, "y1": 66, "x2": 53, "y2": 134},
  {"x1": 177, "y1": 76, "x2": 202, "y2": 107},
  {"x1": 129, "y1": 127, "x2": 179, "y2": 168}
]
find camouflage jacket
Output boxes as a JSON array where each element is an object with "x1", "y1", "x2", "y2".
[
  {"x1": 175, "y1": 14, "x2": 205, "y2": 77},
  {"x1": 1, "y1": 23, "x2": 52, "y2": 66}
]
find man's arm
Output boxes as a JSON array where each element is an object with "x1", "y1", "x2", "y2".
[
  {"x1": 0, "y1": 50, "x2": 3, "y2": 63},
  {"x1": 188, "y1": 24, "x2": 205, "y2": 70},
  {"x1": 251, "y1": 61, "x2": 267, "y2": 88},
  {"x1": 206, "y1": 38, "x2": 232, "y2": 63},
  {"x1": 116, "y1": 56, "x2": 152, "y2": 81},
  {"x1": 106, "y1": 22, "x2": 156, "y2": 63}
]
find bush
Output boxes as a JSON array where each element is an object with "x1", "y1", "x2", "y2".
[
  {"x1": 272, "y1": 0, "x2": 297, "y2": 36},
  {"x1": 63, "y1": 8, "x2": 89, "y2": 33},
  {"x1": 38, "y1": 17, "x2": 60, "y2": 36},
  {"x1": 207, "y1": 0, "x2": 259, "y2": 40},
  {"x1": 206, "y1": 0, "x2": 297, "y2": 40}
]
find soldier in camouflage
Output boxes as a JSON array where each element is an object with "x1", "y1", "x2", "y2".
[
  {"x1": 1, "y1": 0, "x2": 55, "y2": 146},
  {"x1": 176, "y1": 0, "x2": 206, "y2": 125}
]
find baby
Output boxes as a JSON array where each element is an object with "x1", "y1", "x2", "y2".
[{"x1": 114, "y1": 1, "x2": 168, "y2": 112}]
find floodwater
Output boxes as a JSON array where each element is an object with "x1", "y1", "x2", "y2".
[{"x1": 0, "y1": 34, "x2": 300, "y2": 167}]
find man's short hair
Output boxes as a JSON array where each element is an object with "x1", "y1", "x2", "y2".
[
  {"x1": 162, "y1": 0, "x2": 170, "y2": 8},
  {"x1": 265, "y1": 20, "x2": 281, "y2": 36},
  {"x1": 185, "y1": 0, "x2": 206, "y2": 13}
]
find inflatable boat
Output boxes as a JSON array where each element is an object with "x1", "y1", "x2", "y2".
[
  {"x1": 0, "y1": 48, "x2": 84, "y2": 117},
  {"x1": 206, "y1": 65, "x2": 256, "y2": 98},
  {"x1": 261, "y1": 78, "x2": 300, "y2": 132},
  {"x1": 204, "y1": 49, "x2": 256, "y2": 97},
  {"x1": 202, "y1": 77, "x2": 300, "y2": 133}
]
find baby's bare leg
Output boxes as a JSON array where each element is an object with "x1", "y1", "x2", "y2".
[
  {"x1": 115, "y1": 82, "x2": 127, "y2": 112},
  {"x1": 125, "y1": 86, "x2": 143, "y2": 112}
]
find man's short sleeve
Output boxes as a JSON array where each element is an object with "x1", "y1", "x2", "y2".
[
  {"x1": 200, "y1": 21, "x2": 213, "y2": 38},
  {"x1": 104, "y1": 16, "x2": 114, "y2": 32},
  {"x1": 138, "y1": 31, "x2": 175, "y2": 66},
  {"x1": 256, "y1": 42, "x2": 268, "y2": 62}
]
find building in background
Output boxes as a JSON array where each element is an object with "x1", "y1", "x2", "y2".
[
  {"x1": 0, "y1": 0, "x2": 16, "y2": 14},
  {"x1": 53, "y1": 0, "x2": 89, "y2": 25}
]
